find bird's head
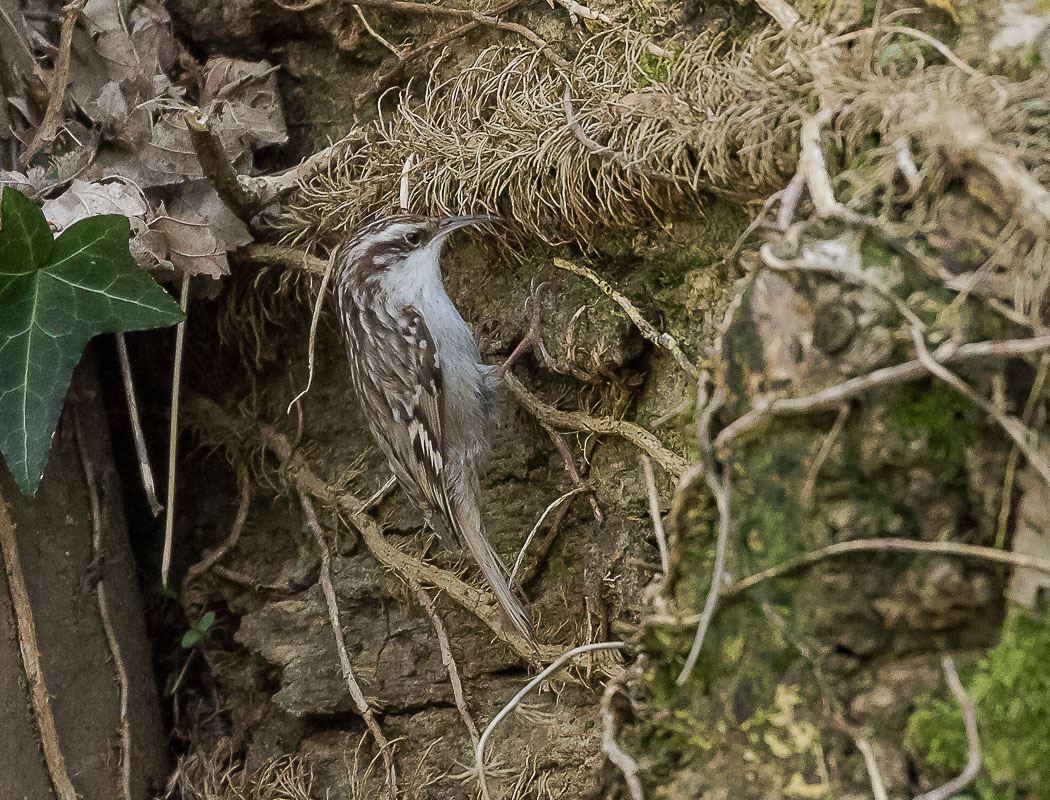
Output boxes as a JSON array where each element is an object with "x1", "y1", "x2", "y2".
[{"x1": 336, "y1": 213, "x2": 500, "y2": 294}]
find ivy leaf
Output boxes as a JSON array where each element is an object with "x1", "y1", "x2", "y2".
[
  {"x1": 180, "y1": 629, "x2": 201, "y2": 649},
  {"x1": 197, "y1": 610, "x2": 216, "y2": 633},
  {"x1": 0, "y1": 187, "x2": 184, "y2": 495}
]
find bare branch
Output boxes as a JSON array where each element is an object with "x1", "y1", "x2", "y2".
[
  {"x1": 187, "y1": 467, "x2": 252, "y2": 578},
  {"x1": 759, "y1": 242, "x2": 926, "y2": 331},
  {"x1": 237, "y1": 243, "x2": 329, "y2": 276},
  {"x1": 19, "y1": 0, "x2": 86, "y2": 167},
  {"x1": 414, "y1": 588, "x2": 480, "y2": 746},
  {"x1": 184, "y1": 109, "x2": 262, "y2": 224},
  {"x1": 800, "y1": 403, "x2": 849, "y2": 506},
  {"x1": 715, "y1": 335, "x2": 1050, "y2": 451},
  {"x1": 553, "y1": 256, "x2": 698, "y2": 378},
  {"x1": 676, "y1": 452, "x2": 731, "y2": 685},
  {"x1": 855, "y1": 738, "x2": 890, "y2": 800},
  {"x1": 353, "y1": 4, "x2": 402, "y2": 56},
  {"x1": 505, "y1": 372, "x2": 688, "y2": 477},
  {"x1": 754, "y1": 0, "x2": 800, "y2": 30},
  {"x1": 996, "y1": 353, "x2": 1049, "y2": 546},
  {"x1": 242, "y1": 130, "x2": 367, "y2": 203},
  {"x1": 187, "y1": 396, "x2": 562, "y2": 664},
  {"x1": 653, "y1": 537, "x2": 1050, "y2": 629}
]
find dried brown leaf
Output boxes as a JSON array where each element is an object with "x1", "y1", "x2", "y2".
[
  {"x1": 151, "y1": 181, "x2": 252, "y2": 277},
  {"x1": 42, "y1": 178, "x2": 148, "y2": 231},
  {"x1": 139, "y1": 115, "x2": 204, "y2": 183}
]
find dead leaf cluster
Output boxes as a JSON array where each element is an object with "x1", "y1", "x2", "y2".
[{"x1": 1, "y1": 0, "x2": 288, "y2": 277}]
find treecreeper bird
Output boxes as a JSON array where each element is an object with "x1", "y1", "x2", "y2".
[{"x1": 334, "y1": 213, "x2": 534, "y2": 643}]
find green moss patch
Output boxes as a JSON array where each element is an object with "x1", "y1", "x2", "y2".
[
  {"x1": 887, "y1": 384, "x2": 977, "y2": 480},
  {"x1": 906, "y1": 606, "x2": 1050, "y2": 800}
]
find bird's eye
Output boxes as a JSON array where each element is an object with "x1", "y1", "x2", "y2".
[{"x1": 404, "y1": 230, "x2": 424, "y2": 247}]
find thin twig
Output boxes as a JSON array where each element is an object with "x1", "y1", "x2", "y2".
[
  {"x1": 913, "y1": 656, "x2": 980, "y2": 800},
  {"x1": 600, "y1": 671, "x2": 644, "y2": 800},
  {"x1": 889, "y1": 26, "x2": 985, "y2": 80},
  {"x1": 343, "y1": 0, "x2": 570, "y2": 68},
  {"x1": 505, "y1": 372, "x2": 688, "y2": 477},
  {"x1": 355, "y1": 0, "x2": 522, "y2": 108},
  {"x1": 116, "y1": 333, "x2": 163, "y2": 516},
  {"x1": 996, "y1": 354, "x2": 1049, "y2": 547},
  {"x1": 675, "y1": 456, "x2": 731, "y2": 684},
  {"x1": 237, "y1": 243, "x2": 329, "y2": 275},
  {"x1": 539, "y1": 421, "x2": 603, "y2": 524},
  {"x1": 909, "y1": 327, "x2": 1050, "y2": 489},
  {"x1": 300, "y1": 494, "x2": 398, "y2": 796},
  {"x1": 0, "y1": 492, "x2": 77, "y2": 800},
  {"x1": 652, "y1": 537, "x2": 1050, "y2": 627},
  {"x1": 74, "y1": 415, "x2": 132, "y2": 800},
  {"x1": 674, "y1": 379, "x2": 730, "y2": 683},
  {"x1": 241, "y1": 130, "x2": 367, "y2": 203},
  {"x1": 475, "y1": 641, "x2": 627, "y2": 800},
  {"x1": 187, "y1": 467, "x2": 252, "y2": 578},
  {"x1": 856, "y1": 738, "x2": 890, "y2": 800},
  {"x1": 716, "y1": 335, "x2": 1050, "y2": 450},
  {"x1": 553, "y1": 257, "x2": 697, "y2": 378},
  {"x1": 510, "y1": 487, "x2": 586, "y2": 584},
  {"x1": 287, "y1": 248, "x2": 339, "y2": 412},
  {"x1": 162, "y1": 272, "x2": 191, "y2": 588},
  {"x1": 363, "y1": 475, "x2": 398, "y2": 512},
  {"x1": 185, "y1": 109, "x2": 261, "y2": 224},
  {"x1": 640, "y1": 456, "x2": 669, "y2": 576},
  {"x1": 19, "y1": 0, "x2": 86, "y2": 167},
  {"x1": 414, "y1": 588, "x2": 480, "y2": 746},
  {"x1": 800, "y1": 403, "x2": 849, "y2": 506},
  {"x1": 353, "y1": 4, "x2": 402, "y2": 55},
  {"x1": 759, "y1": 242, "x2": 925, "y2": 331}
]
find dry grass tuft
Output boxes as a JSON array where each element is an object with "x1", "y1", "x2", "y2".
[
  {"x1": 161, "y1": 745, "x2": 313, "y2": 800},
  {"x1": 277, "y1": 26, "x2": 807, "y2": 247}
]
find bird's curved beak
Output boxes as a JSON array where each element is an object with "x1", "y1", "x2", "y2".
[{"x1": 435, "y1": 214, "x2": 502, "y2": 240}]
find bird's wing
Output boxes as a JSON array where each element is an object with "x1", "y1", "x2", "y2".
[
  {"x1": 357, "y1": 305, "x2": 456, "y2": 534},
  {"x1": 352, "y1": 303, "x2": 534, "y2": 643}
]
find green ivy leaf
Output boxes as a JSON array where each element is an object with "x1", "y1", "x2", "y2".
[
  {"x1": 0, "y1": 187, "x2": 184, "y2": 494},
  {"x1": 180, "y1": 629, "x2": 201, "y2": 649},
  {"x1": 197, "y1": 610, "x2": 216, "y2": 633}
]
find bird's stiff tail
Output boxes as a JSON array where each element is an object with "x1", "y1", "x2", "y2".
[{"x1": 450, "y1": 501, "x2": 535, "y2": 647}]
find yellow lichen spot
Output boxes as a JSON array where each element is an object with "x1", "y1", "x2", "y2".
[
  {"x1": 784, "y1": 773, "x2": 829, "y2": 799},
  {"x1": 747, "y1": 527, "x2": 765, "y2": 552},
  {"x1": 764, "y1": 731, "x2": 794, "y2": 758},
  {"x1": 722, "y1": 634, "x2": 744, "y2": 665},
  {"x1": 769, "y1": 685, "x2": 821, "y2": 752}
]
